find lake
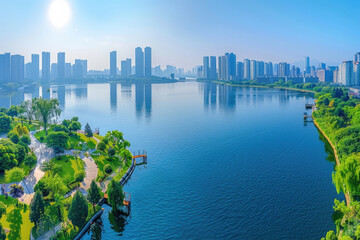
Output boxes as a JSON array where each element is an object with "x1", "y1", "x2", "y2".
[{"x1": 0, "y1": 81, "x2": 342, "y2": 239}]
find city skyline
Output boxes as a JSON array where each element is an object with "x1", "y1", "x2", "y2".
[{"x1": 1, "y1": 0, "x2": 360, "y2": 70}]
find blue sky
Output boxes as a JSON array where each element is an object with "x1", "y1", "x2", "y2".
[{"x1": 0, "y1": 0, "x2": 359, "y2": 70}]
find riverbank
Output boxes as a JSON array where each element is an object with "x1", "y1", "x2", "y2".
[{"x1": 212, "y1": 80, "x2": 317, "y2": 94}]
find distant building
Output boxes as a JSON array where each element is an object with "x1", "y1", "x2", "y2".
[
  {"x1": 65, "y1": 63, "x2": 72, "y2": 79},
  {"x1": 31, "y1": 54, "x2": 39, "y2": 80},
  {"x1": 317, "y1": 69, "x2": 333, "y2": 83},
  {"x1": 57, "y1": 52, "x2": 65, "y2": 80},
  {"x1": 236, "y1": 62, "x2": 244, "y2": 80},
  {"x1": 226, "y1": 53, "x2": 236, "y2": 81},
  {"x1": 243, "y1": 59, "x2": 250, "y2": 80},
  {"x1": 278, "y1": 62, "x2": 290, "y2": 77},
  {"x1": 81, "y1": 60, "x2": 87, "y2": 77},
  {"x1": 0, "y1": 53, "x2": 11, "y2": 83},
  {"x1": 25, "y1": 62, "x2": 32, "y2": 79},
  {"x1": 51, "y1": 63, "x2": 57, "y2": 80},
  {"x1": 110, "y1": 51, "x2": 117, "y2": 77},
  {"x1": 319, "y1": 62, "x2": 326, "y2": 70},
  {"x1": 305, "y1": 56, "x2": 310, "y2": 75},
  {"x1": 42, "y1": 52, "x2": 50, "y2": 81},
  {"x1": 11, "y1": 54, "x2": 24, "y2": 82},
  {"x1": 144, "y1": 47, "x2": 152, "y2": 78},
  {"x1": 210, "y1": 56, "x2": 217, "y2": 80},
  {"x1": 202, "y1": 56, "x2": 209, "y2": 79},
  {"x1": 354, "y1": 52, "x2": 360, "y2": 62},
  {"x1": 73, "y1": 60, "x2": 83, "y2": 79},
  {"x1": 250, "y1": 60, "x2": 257, "y2": 80},
  {"x1": 135, "y1": 47, "x2": 144, "y2": 77}
]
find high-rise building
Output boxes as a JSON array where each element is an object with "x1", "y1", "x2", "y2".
[
  {"x1": 250, "y1": 60, "x2": 257, "y2": 80},
  {"x1": 110, "y1": 51, "x2": 117, "y2": 77},
  {"x1": 226, "y1": 53, "x2": 236, "y2": 81},
  {"x1": 65, "y1": 63, "x2": 72, "y2": 79},
  {"x1": 25, "y1": 62, "x2": 32, "y2": 79},
  {"x1": 305, "y1": 56, "x2": 310, "y2": 75},
  {"x1": 42, "y1": 52, "x2": 50, "y2": 81},
  {"x1": 31, "y1": 54, "x2": 39, "y2": 80},
  {"x1": 81, "y1": 60, "x2": 87, "y2": 77},
  {"x1": 258, "y1": 61, "x2": 264, "y2": 77},
  {"x1": 354, "y1": 52, "x2": 360, "y2": 62},
  {"x1": 244, "y1": 59, "x2": 250, "y2": 80},
  {"x1": 218, "y1": 57, "x2": 222, "y2": 80},
  {"x1": 268, "y1": 62, "x2": 273, "y2": 76},
  {"x1": 51, "y1": 63, "x2": 57, "y2": 80},
  {"x1": 144, "y1": 47, "x2": 152, "y2": 78},
  {"x1": 11, "y1": 54, "x2": 24, "y2": 82},
  {"x1": 202, "y1": 56, "x2": 210, "y2": 79},
  {"x1": 279, "y1": 62, "x2": 290, "y2": 77},
  {"x1": 317, "y1": 69, "x2": 334, "y2": 83},
  {"x1": 0, "y1": 53, "x2": 11, "y2": 83},
  {"x1": 236, "y1": 62, "x2": 244, "y2": 80},
  {"x1": 340, "y1": 61, "x2": 353, "y2": 86},
  {"x1": 73, "y1": 60, "x2": 83, "y2": 79},
  {"x1": 210, "y1": 56, "x2": 217, "y2": 80},
  {"x1": 57, "y1": 52, "x2": 65, "y2": 80},
  {"x1": 274, "y1": 63, "x2": 279, "y2": 76},
  {"x1": 121, "y1": 58, "x2": 132, "y2": 77},
  {"x1": 319, "y1": 63, "x2": 326, "y2": 70},
  {"x1": 135, "y1": 47, "x2": 144, "y2": 77}
]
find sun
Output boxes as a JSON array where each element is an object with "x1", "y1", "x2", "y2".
[{"x1": 48, "y1": 0, "x2": 71, "y2": 28}]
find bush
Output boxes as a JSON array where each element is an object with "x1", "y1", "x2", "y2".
[
  {"x1": 34, "y1": 179, "x2": 49, "y2": 197},
  {"x1": 20, "y1": 135, "x2": 31, "y2": 145},
  {"x1": 8, "y1": 131, "x2": 20, "y2": 144},
  {"x1": 102, "y1": 138, "x2": 109, "y2": 145},
  {"x1": 104, "y1": 164, "x2": 112, "y2": 174},
  {"x1": 5, "y1": 167, "x2": 25, "y2": 182},
  {"x1": 24, "y1": 154, "x2": 37, "y2": 167},
  {"x1": 97, "y1": 142, "x2": 106, "y2": 151},
  {"x1": 74, "y1": 170, "x2": 85, "y2": 182},
  {"x1": 108, "y1": 147, "x2": 116, "y2": 156},
  {"x1": 52, "y1": 164, "x2": 62, "y2": 175},
  {"x1": 52, "y1": 125, "x2": 69, "y2": 133}
]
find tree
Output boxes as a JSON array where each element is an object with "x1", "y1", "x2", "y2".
[
  {"x1": 9, "y1": 184, "x2": 24, "y2": 198},
  {"x1": 53, "y1": 193, "x2": 64, "y2": 221},
  {"x1": 7, "y1": 105, "x2": 19, "y2": 120},
  {"x1": 7, "y1": 208, "x2": 22, "y2": 240},
  {"x1": 104, "y1": 164, "x2": 112, "y2": 174},
  {"x1": 0, "y1": 202, "x2": 6, "y2": 219},
  {"x1": 34, "y1": 98, "x2": 61, "y2": 135},
  {"x1": 40, "y1": 161, "x2": 55, "y2": 172},
  {"x1": 87, "y1": 180, "x2": 101, "y2": 211},
  {"x1": 8, "y1": 131, "x2": 20, "y2": 144},
  {"x1": 30, "y1": 191, "x2": 45, "y2": 227},
  {"x1": 34, "y1": 179, "x2": 49, "y2": 197},
  {"x1": 20, "y1": 135, "x2": 31, "y2": 145},
  {"x1": 68, "y1": 121, "x2": 81, "y2": 134},
  {"x1": 0, "y1": 115, "x2": 11, "y2": 130},
  {"x1": 74, "y1": 170, "x2": 85, "y2": 182},
  {"x1": 107, "y1": 179, "x2": 124, "y2": 212},
  {"x1": 5, "y1": 167, "x2": 25, "y2": 182},
  {"x1": 68, "y1": 190, "x2": 88, "y2": 229},
  {"x1": 97, "y1": 142, "x2": 106, "y2": 151},
  {"x1": 0, "y1": 223, "x2": 6, "y2": 240},
  {"x1": 44, "y1": 173, "x2": 67, "y2": 198},
  {"x1": 85, "y1": 123, "x2": 93, "y2": 138},
  {"x1": 108, "y1": 147, "x2": 115, "y2": 156},
  {"x1": 13, "y1": 124, "x2": 29, "y2": 137},
  {"x1": 20, "y1": 99, "x2": 36, "y2": 124},
  {"x1": 46, "y1": 131, "x2": 69, "y2": 154},
  {"x1": 73, "y1": 150, "x2": 81, "y2": 160},
  {"x1": 325, "y1": 230, "x2": 336, "y2": 240},
  {"x1": 0, "y1": 143, "x2": 18, "y2": 171}
]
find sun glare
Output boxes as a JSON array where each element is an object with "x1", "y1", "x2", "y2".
[{"x1": 48, "y1": 0, "x2": 71, "y2": 28}]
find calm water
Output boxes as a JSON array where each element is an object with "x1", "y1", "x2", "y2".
[{"x1": 1, "y1": 82, "x2": 342, "y2": 239}]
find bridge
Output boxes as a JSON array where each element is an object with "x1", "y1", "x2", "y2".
[{"x1": 133, "y1": 150, "x2": 147, "y2": 165}]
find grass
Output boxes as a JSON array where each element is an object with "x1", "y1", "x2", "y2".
[
  {"x1": 113, "y1": 158, "x2": 132, "y2": 182},
  {"x1": 47, "y1": 155, "x2": 84, "y2": 183},
  {"x1": 91, "y1": 153, "x2": 121, "y2": 181},
  {"x1": 0, "y1": 195, "x2": 33, "y2": 240}
]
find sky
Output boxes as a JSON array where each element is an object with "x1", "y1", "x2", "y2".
[{"x1": 0, "y1": 0, "x2": 360, "y2": 71}]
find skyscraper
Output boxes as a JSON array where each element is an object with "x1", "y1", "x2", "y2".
[
  {"x1": 73, "y1": 60, "x2": 83, "y2": 79},
  {"x1": 31, "y1": 54, "x2": 39, "y2": 80},
  {"x1": 110, "y1": 51, "x2": 117, "y2": 77},
  {"x1": 81, "y1": 60, "x2": 87, "y2": 77},
  {"x1": 57, "y1": 52, "x2": 65, "y2": 80},
  {"x1": 354, "y1": 52, "x2": 360, "y2": 62},
  {"x1": 226, "y1": 53, "x2": 236, "y2": 81},
  {"x1": 210, "y1": 56, "x2": 217, "y2": 80},
  {"x1": 218, "y1": 57, "x2": 222, "y2": 80},
  {"x1": 121, "y1": 58, "x2": 132, "y2": 77},
  {"x1": 250, "y1": 60, "x2": 257, "y2": 80},
  {"x1": 51, "y1": 63, "x2": 57, "y2": 80},
  {"x1": 42, "y1": 52, "x2": 50, "y2": 81},
  {"x1": 11, "y1": 54, "x2": 24, "y2": 82},
  {"x1": 305, "y1": 56, "x2": 310, "y2": 75},
  {"x1": 203, "y1": 56, "x2": 210, "y2": 79},
  {"x1": 243, "y1": 59, "x2": 250, "y2": 80},
  {"x1": 65, "y1": 63, "x2": 72, "y2": 78},
  {"x1": 144, "y1": 47, "x2": 152, "y2": 78},
  {"x1": 236, "y1": 62, "x2": 244, "y2": 80},
  {"x1": 0, "y1": 53, "x2": 11, "y2": 83},
  {"x1": 135, "y1": 47, "x2": 144, "y2": 77}
]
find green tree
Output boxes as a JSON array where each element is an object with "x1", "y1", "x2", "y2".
[
  {"x1": 20, "y1": 99, "x2": 37, "y2": 124},
  {"x1": 53, "y1": 193, "x2": 64, "y2": 221},
  {"x1": 34, "y1": 98, "x2": 61, "y2": 135},
  {"x1": 44, "y1": 173, "x2": 67, "y2": 198},
  {"x1": 68, "y1": 190, "x2": 88, "y2": 229},
  {"x1": 68, "y1": 121, "x2": 81, "y2": 134},
  {"x1": 74, "y1": 170, "x2": 85, "y2": 182},
  {"x1": 85, "y1": 123, "x2": 93, "y2": 138},
  {"x1": 0, "y1": 143, "x2": 18, "y2": 171},
  {"x1": 0, "y1": 202, "x2": 6, "y2": 219},
  {"x1": 108, "y1": 147, "x2": 115, "y2": 156},
  {"x1": 107, "y1": 179, "x2": 124, "y2": 212},
  {"x1": 7, "y1": 105, "x2": 19, "y2": 120},
  {"x1": 0, "y1": 223, "x2": 6, "y2": 240},
  {"x1": 87, "y1": 180, "x2": 101, "y2": 211},
  {"x1": 46, "y1": 131, "x2": 69, "y2": 154},
  {"x1": 97, "y1": 142, "x2": 106, "y2": 151},
  {"x1": 24, "y1": 154, "x2": 37, "y2": 167},
  {"x1": 104, "y1": 164, "x2": 112, "y2": 174},
  {"x1": 30, "y1": 191, "x2": 45, "y2": 227},
  {"x1": 5, "y1": 167, "x2": 25, "y2": 182},
  {"x1": 7, "y1": 208, "x2": 22, "y2": 240},
  {"x1": 0, "y1": 115, "x2": 11, "y2": 130},
  {"x1": 325, "y1": 230, "x2": 336, "y2": 240}
]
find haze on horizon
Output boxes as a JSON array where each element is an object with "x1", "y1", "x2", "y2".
[{"x1": 0, "y1": 0, "x2": 359, "y2": 71}]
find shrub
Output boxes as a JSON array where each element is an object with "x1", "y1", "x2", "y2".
[
  {"x1": 104, "y1": 164, "x2": 112, "y2": 174},
  {"x1": 20, "y1": 135, "x2": 31, "y2": 145},
  {"x1": 34, "y1": 179, "x2": 49, "y2": 197},
  {"x1": 5, "y1": 167, "x2": 25, "y2": 182},
  {"x1": 108, "y1": 147, "x2": 116, "y2": 156},
  {"x1": 52, "y1": 125, "x2": 69, "y2": 133},
  {"x1": 52, "y1": 164, "x2": 62, "y2": 175},
  {"x1": 97, "y1": 142, "x2": 106, "y2": 151},
  {"x1": 74, "y1": 170, "x2": 85, "y2": 182},
  {"x1": 24, "y1": 155, "x2": 37, "y2": 167},
  {"x1": 8, "y1": 132, "x2": 20, "y2": 144}
]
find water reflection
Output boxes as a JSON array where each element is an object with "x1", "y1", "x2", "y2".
[
  {"x1": 110, "y1": 83, "x2": 117, "y2": 112},
  {"x1": 135, "y1": 83, "x2": 152, "y2": 119}
]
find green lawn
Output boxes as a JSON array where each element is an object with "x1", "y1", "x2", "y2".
[
  {"x1": 0, "y1": 195, "x2": 33, "y2": 240},
  {"x1": 113, "y1": 157, "x2": 132, "y2": 182},
  {"x1": 48, "y1": 155, "x2": 84, "y2": 183},
  {"x1": 91, "y1": 153, "x2": 121, "y2": 181}
]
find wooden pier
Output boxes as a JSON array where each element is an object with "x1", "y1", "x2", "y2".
[{"x1": 133, "y1": 150, "x2": 147, "y2": 165}]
